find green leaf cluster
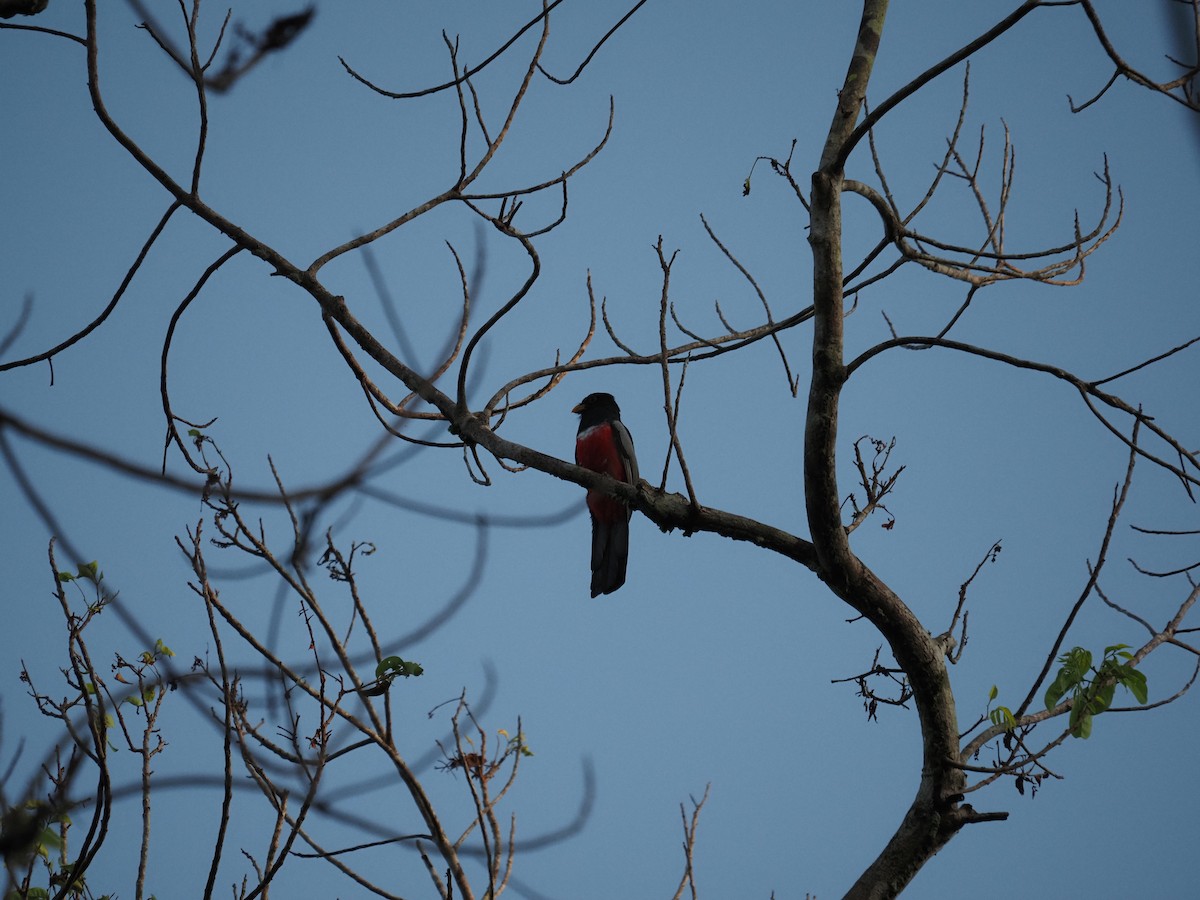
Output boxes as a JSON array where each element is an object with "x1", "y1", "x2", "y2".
[
  {"x1": 985, "y1": 684, "x2": 1016, "y2": 732},
  {"x1": 139, "y1": 638, "x2": 175, "y2": 665},
  {"x1": 359, "y1": 656, "x2": 425, "y2": 697},
  {"x1": 1044, "y1": 644, "x2": 1148, "y2": 739},
  {"x1": 56, "y1": 561, "x2": 101, "y2": 584},
  {"x1": 501, "y1": 729, "x2": 535, "y2": 758},
  {"x1": 376, "y1": 656, "x2": 423, "y2": 679}
]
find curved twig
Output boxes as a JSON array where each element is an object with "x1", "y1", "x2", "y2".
[
  {"x1": 338, "y1": 0, "x2": 566, "y2": 100},
  {"x1": 0, "y1": 203, "x2": 181, "y2": 372}
]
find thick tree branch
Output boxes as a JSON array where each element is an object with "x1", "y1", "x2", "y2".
[{"x1": 810, "y1": 4, "x2": 982, "y2": 896}]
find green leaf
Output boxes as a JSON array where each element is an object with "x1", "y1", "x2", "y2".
[
  {"x1": 1119, "y1": 667, "x2": 1149, "y2": 704},
  {"x1": 1068, "y1": 702, "x2": 1092, "y2": 739},
  {"x1": 1043, "y1": 685, "x2": 1061, "y2": 710},
  {"x1": 57, "y1": 571, "x2": 75, "y2": 583},
  {"x1": 363, "y1": 656, "x2": 424, "y2": 695},
  {"x1": 36, "y1": 826, "x2": 62, "y2": 853},
  {"x1": 376, "y1": 656, "x2": 423, "y2": 679},
  {"x1": 988, "y1": 705, "x2": 1016, "y2": 732},
  {"x1": 77, "y1": 561, "x2": 101, "y2": 583},
  {"x1": 1074, "y1": 712, "x2": 1093, "y2": 739},
  {"x1": 1044, "y1": 671, "x2": 1072, "y2": 710},
  {"x1": 1068, "y1": 700, "x2": 1083, "y2": 731},
  {"x1": 988, "y1": 684, "x2": 998, "y2": 702},
  {"x1": 1091, "y1": 681, "x2": 1116, "y2": 715},
  {"x1": 1063, "y1": 647, "x2": 1092, "y2": 682}
]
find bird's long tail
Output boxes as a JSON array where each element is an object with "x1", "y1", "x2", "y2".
[{"x1": 590, "y1": 515, "x2": 629, "y2": 597}]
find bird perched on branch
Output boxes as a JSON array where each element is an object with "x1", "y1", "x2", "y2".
[{"x1": 573, "y1": 392, "x2": 639, "y2": 597}]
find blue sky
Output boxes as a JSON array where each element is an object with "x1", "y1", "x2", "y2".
[{"x1": 3, "y1": 2, "x2": 1199, "y2": 898}]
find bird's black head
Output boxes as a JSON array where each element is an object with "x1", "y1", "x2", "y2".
[{"x1": 573, "y1": 392, "x2": 621, "y2": 428}]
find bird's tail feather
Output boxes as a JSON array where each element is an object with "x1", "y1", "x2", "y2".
[{"x1": 590, "y1": 516, "x2": 629, "y2": 597}]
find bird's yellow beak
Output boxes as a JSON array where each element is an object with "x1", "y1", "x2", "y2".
[{"x1": 571, "y1": 401, "x2": 585, "y2": 414}]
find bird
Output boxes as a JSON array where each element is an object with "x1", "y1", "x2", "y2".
[{"x1": 573, "y1": 392, "x2": 639, "y2": 597}]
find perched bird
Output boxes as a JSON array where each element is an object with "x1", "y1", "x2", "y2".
[{"x1": 573, "y1": 392, "x2": 639, "y2": 597}]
